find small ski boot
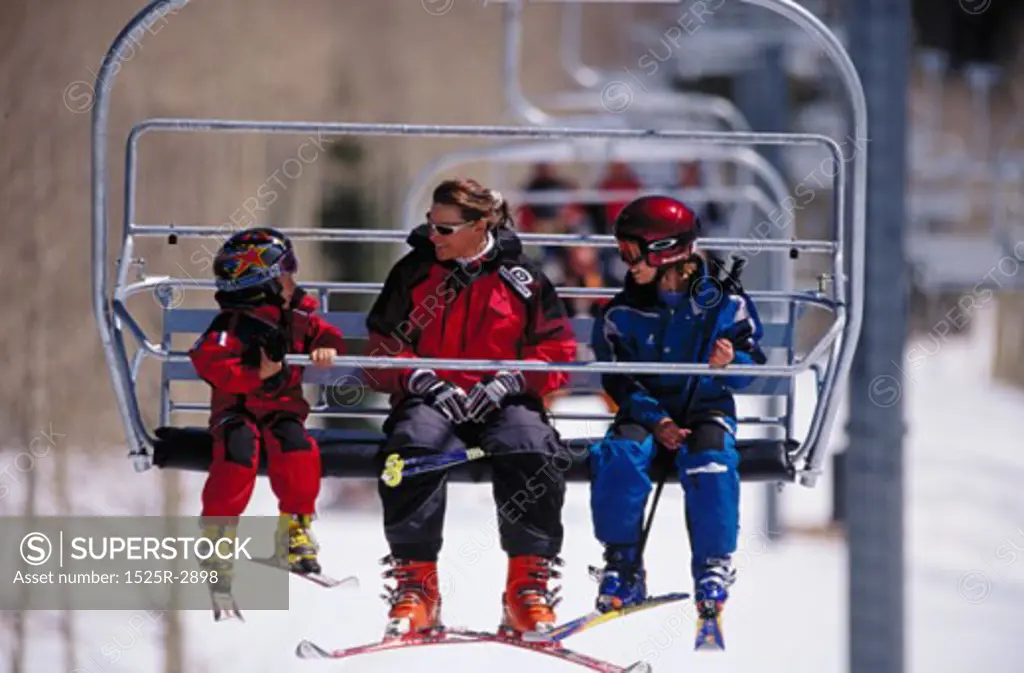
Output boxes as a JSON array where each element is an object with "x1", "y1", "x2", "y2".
[
  {"x1": 589, "y1": 544, "x2": 647, "y2": 613},
  {"x1": 500, "y1": 554, "x2": 563, "y2": 641},
  {"x1": 380, "y1": 556, "x2": 442, "y2": 639},
  {"x1": 694, "y1": 557, "x2": 735, "y2": 651},
  {"x1": 275, "y1": 513, "x2": 321, "y2": 574}
]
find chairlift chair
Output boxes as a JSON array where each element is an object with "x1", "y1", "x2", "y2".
[{"x1": 91, "y1": 0, "x2": 866, "y2": 492}]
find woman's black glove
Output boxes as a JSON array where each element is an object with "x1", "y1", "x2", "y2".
[{"x1": 405, "y1": 369, "x2": 470, "y2": 424}]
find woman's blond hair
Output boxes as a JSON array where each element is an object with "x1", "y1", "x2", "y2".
[{"x1": 431, "y1": 178, "x2": 512, "y2": 229}]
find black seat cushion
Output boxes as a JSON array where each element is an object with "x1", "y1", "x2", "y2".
[{"x1": 153, "y1": 426, "x2": 796, "y2": 483}]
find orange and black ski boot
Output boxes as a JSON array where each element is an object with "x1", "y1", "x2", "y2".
[
  {"x1": 500, "y1": 554, "x2": 563, "y2": 641},
  {"x1": 380, "y1": 555, "x2": 442, "y2": 639}
]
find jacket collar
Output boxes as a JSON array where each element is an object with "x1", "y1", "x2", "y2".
[
  {"x1": 622, "y1": 252, "x2": 713, "y2": 315},
  {"x1": 406, "y1": 224, "x2": 524, "y2": 270}
]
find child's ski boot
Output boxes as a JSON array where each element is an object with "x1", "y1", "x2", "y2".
[
  {"x1": 276, "y1": 513, "x2": 321, "y2": 574},
  {"x1": 589, "y1": 544, "x2": 647, "y2": 613},
  {"x1": 694, "y1": 557, "x2": 735, "y2": 651}
]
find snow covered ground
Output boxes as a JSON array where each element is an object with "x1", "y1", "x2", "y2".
[{"x1": 10, "y1": 303, "x2": 1024, "y2": 673}]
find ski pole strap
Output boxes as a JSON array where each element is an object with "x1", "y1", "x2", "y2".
[{"x1": 379, "y1": 447, "x2": 486, "y2": 487}]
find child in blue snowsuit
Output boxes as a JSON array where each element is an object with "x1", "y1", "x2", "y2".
[{"x1": 588, "y1": 195, "x2": 765, "y2": 616}]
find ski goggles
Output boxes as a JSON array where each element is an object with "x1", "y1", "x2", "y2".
[
  {"x1": 279, "y1": 248, "x2": 298, "y2": 274},
  {"x1": 616, "y1": 234, "x2": 695, "y2": 267},
  {"x1": 214, "y1": 250, "x2": 298, "y2": 292}
]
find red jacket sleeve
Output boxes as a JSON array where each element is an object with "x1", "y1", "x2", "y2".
[
  {"x1": 363, "y1": 331, "x2": 420, "y2": 394},
  {"x1": 292, "y1": 291, "x2": 346, "y2": 354},
  {"x1": 520, "y1": 271, "x2": 577, "y2": 397},
  {"x1": 308, "y1": 315, "x2": 347, "y2": 353},
  {"x1": 189, "y1": 317, "x2": 266, "y2": 395}
]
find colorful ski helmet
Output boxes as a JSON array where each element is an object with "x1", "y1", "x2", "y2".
[
  {"x1": 213, "y1": 227, "x2": 297, "y2": 294},
  {"x1": 612, "y1": 195, "x2": 701, "y2": 267}
]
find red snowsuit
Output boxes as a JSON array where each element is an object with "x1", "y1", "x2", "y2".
[{"x1": 189, "y1": 288, "x2": 346, "y2": 517}]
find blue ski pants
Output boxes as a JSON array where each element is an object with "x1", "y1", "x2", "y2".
[{"x1": 588, "y1": 419, "x2": 740, "y2": 581}]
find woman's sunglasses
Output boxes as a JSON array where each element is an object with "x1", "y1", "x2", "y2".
[{"x1": 426, "y1": 213, "x2": 479, "y2": 237}]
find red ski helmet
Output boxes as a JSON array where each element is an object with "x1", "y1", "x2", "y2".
[{"x1": 612, "y1": 195, "x2": 701, "y2": 267}]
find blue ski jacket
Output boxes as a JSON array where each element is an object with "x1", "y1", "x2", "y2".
[{"x1": 591, "y1": 260, "x2": 766, "y2": 429}]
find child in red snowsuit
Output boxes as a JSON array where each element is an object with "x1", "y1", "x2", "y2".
[{"x1": 190, "y1": 227, "x2": 345, "y2": 576}]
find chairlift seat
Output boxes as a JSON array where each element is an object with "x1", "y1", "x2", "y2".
[
  {"x1": 152, "y1": 426, "x2": 798, "y2": 483},
  {"x1": 151, "y1": 307, "x2": 801, "y2": 483}
]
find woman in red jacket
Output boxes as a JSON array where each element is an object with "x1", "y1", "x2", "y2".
[
  {"x1": 363, "y1": 179, "x2": 577, "y2": 641},
  {"x1": 189, "y1": 227, "x2": 346, "y2": 582}
]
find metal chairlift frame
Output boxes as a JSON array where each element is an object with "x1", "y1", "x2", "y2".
[
  {"x1": 503, "y1": 1, "x2": 767, "y2": 237},
  {"x1": 553, "y1": 3, "x2": 753, "y2": 133},
  {"x1": 555, "y1": 0, "x2": 834, "y2": 90},
  {"x1": 649, "y1": 0, "x2": 839, "y2": 81},
  {"x1": 502, "y1": 0, "x2": 750, "y2": 134},
  {"x1": 91, "y1": 0, "x2": 866, "y2": 490},
  {"x1": 400, "y1": 140, "x2": 788, "y2": 239}
]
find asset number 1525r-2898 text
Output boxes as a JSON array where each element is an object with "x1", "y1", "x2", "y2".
[{"x1": 125, "y1": 570, "x2": 219, "y2": 584}]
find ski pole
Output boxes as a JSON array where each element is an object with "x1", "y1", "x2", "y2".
[
  {"x1": 637, "y1": 254, "x2": 748, "y2": 559},
  {"x1": 379, "y1": 447, "x2": 486, "y2": 487}
]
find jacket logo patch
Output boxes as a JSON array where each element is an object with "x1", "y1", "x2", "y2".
[{"x1": 499, "y1": 266, "x2": 533, "y2": 299}]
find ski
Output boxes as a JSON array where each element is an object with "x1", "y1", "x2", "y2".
[
  {"x1": 537, "y1": 591, "x2": 691, "y2": 642},
  {"x1": 296, "y1": 627, "x2": 652, "y2": 673},
  {"x1": 206, "y1": 559, "x2": 356, "y2": 622},
  {"x1": 694, "y1": 607, "x2": 725, "y2": 651},
  {"x1": 210, "y1": 589, "x2": 243, "y2": 622},
  {"x1": 247, "y1": 556, "x2": 360, "y2": 589}
]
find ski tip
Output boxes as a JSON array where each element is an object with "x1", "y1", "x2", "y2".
[
  {"x1": 694, "y1": 635, "x2": 725, "y2": 652},
  {"x1": 624, "y1": 662, "x2": 653, "y2": 673},
  {"x1": 695, "y1": 643, "x2": 725, "y2": 652},
  {"x1": 312, "y1": 574, "x2": 360, "y2": 589},
  {"x1": 213, "y1": 613, "x2": 244, "y2": 623},
  {"x1": 295, "y1": 639, "x2": 330, "y2": 659}
]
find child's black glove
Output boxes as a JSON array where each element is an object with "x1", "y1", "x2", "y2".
[
  {"x1": 242, "y1": 325, "x2": 288, "y2": 367},
  {"x1": 257, "y1": 327, "x2": 288, "y2": 362}
]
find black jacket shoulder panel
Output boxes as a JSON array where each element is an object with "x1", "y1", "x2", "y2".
[
  {"x1": 206, "y1": 310, "x2": 279, "y2": 343},
  {"x1": 615, "y1": 273, "x2": 659, "y2": 309},
  {"x1": 495, "y1": 251, "x2": 549, "y2": 304},
  {"x1": 366, "y1": 247, "x2": 434, "y2": 340}
]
